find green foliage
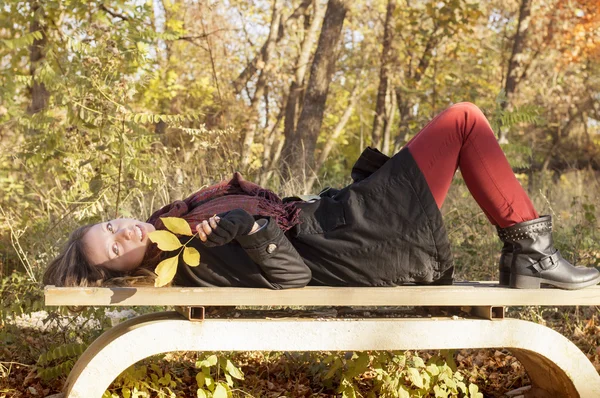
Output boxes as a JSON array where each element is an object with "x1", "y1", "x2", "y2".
[
  {"x1": 487, "y1": 91, "x2": 542, "y2": 168},
  {"x1": 100, "y1": 353, "x2": 243, "y2": 398},
  {"x1": 36, "y1": 342, "x2": 88, "y2": 381},
  {"x1": 0, "y1": 0, "x2": 222, "y2": 279},
  {"x1": 0, "y1": 272, "x2": 44, "y2": 324},
  {"x1": 495, "y1": 104, "x2": 542, "y2": 132},
  {"x1": 103, "y1": 362, "x2": 181, "y2": 398},
  {"x1": 1, "y1": 30, "x2": 44, "y2": 50},
  {"x1": 555, "y1": 195, "x2": 600, "y2": 267},
  {"x1": 321, "y1": 351, "x2": 482, "y2": 398},
  {"x1": 195, "y1": 353, "x2": 245, "y2": 398}
]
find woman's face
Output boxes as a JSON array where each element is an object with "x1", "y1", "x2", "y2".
[{"x1": 82, "y1": 218, "x2": 156, "y2": 273}]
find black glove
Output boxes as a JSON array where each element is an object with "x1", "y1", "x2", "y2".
[{"x1": 202, "y1": 209, "x2": 256, "y2": 247}]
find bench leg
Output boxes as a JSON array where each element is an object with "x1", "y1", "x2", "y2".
[
  {"x1": 64, "y1": 312, "x2": 600, "y2": 397},
  {"x1": 510, "y1": 348, "x2": 582, "y2": 397}
]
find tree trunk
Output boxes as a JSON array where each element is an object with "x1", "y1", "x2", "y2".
[
  {"x1": 371, "y1": 0, "x2": 396, "y2": 149},
  {"x1": 240, "y1": 0, "x2": 282, "y2": 168},
  {"x1": 154, "y1": 0, "x2": 170, "y2": 135},
  {"x1": 280, "y1": 0, "x2": 348, "y2": 180},
  {"x1": 393, "y1": 33, "x2": 440, "y2": 151},
  {"x1": 259, "y1": 98, "x2": 286, "y2": 186},
  {"x1": 393, "y1": 92, "x2": 413, "y2": 151},
  {"x1": 306, "y1": 81, "x2": 363, "y2": 192},
  {"x1": 382, "y1": 84, "x2": 396, "y2": 155},
  {"x1": 262, "y1": 131, "x2": 287, "y2": 185},
  {"x1": 27, "y1": 1, "x2": 49, "y2": 116},
  {"x1": 499, "y1": 0, "x2": 532, "y2": 144},
  {"x1": 232, "y1": 0, "x2": 312, "y2": 94},
  {"x1": 282, "y1": 0, "x2": 327, "y2": 158}
]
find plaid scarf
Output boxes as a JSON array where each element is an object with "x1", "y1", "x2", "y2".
[{"x1": 147, "y1": 172, "x2": 301, "y2": 233}]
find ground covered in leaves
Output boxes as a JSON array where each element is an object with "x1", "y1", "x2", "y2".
[{"x1": 1, "y1": 305, "x2": 599, "y2": 397}]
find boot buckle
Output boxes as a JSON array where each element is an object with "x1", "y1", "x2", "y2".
[{"x1": 533, "y1": 252, "x2": 560, "y2": 272}]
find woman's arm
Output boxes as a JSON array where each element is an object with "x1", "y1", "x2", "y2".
[
  {"x1": 235, "y1": 217, "x2": 312, "y2": 289},
  {"x1": 196, "y1": 212, "x2": 311, "y2": 289}
]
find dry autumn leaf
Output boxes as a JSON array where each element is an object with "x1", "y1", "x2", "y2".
[
  {"x1": 149, "y1": 230, "x2": 182, "y2": 251},
  {"x1": 154, "y1": 255, "x2": 179, "y2": 287},
  {"x1": 183, "y1": 246, "x2": 200, "y2": 267},
  {"x1": 161, "y1": 217, "x2": 193, "y2": 236}
]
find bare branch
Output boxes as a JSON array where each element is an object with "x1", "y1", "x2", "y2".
[
  {"x1": 179, "y1": 28, "x2": 237, "y2": 41},
  {"x1": 100, "y1": 4, "x2": 130, "y2": 21}
]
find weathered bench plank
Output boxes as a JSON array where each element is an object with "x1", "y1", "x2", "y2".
[{"x1": 45, "y1": 283, "x2": 600, "y2": 307}]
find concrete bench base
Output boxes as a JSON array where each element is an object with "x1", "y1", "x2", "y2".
[{"x1": 63, "y1": 312, "x2": 600, "y2": 397}]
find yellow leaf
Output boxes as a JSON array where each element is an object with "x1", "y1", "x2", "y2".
[
  {"x1": 161, "y1": 217, "x2": 192, "y2": 236},
  {"x1": 213, "y1": 384, "x2": 227, "y2": 398},
  {"x1": 225, "y1": 359, "x2": 244, "y2": 380},
  {"x1": 148, "y1": 230, "x2": 182, "y2": 251},
  {"x1": 154, "y1": 255, "x2": 179, "y2": 287},
  {"x1": 398, "y1": 387, "x2": 410, "y2": 398},
  {"x1": 183, "y1": 246, "x2": 200, "y2": 267},
  {"x1": 205, "y1": 355, "x2": 218, "y2": 367},
  {"x1": 196, "y1": 389, "x2": 207, "y2": 398},
  {"x1": 195, "y1": 371, "x2": 205, "y2": 388}
]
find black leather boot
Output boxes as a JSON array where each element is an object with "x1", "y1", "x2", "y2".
[
  {"x1": 497, "y1": 235, "x2": 512, "y2": 286},
  {"x1": 497, "y1": 215, "x2": 600, "y2": 289}
]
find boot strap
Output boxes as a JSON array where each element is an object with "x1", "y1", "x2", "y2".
[{"x1": 532, "y1": 251, "x2": 561, "y2": 273}]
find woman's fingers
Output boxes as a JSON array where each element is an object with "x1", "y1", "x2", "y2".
[
  {"x1": 196, "y1": 217, "x2": 220, "y2": 241},
  {"x1": 196, "y1": 221, "x2": 211, "y2": 241},
  {"x1": 196, "y1": 225, "x2": 207, "y2": 241}
]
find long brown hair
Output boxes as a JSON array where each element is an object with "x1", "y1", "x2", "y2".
[{"x1": 43, "y1": 224, "x2": 158, "y2": 287}]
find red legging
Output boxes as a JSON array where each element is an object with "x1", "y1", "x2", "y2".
[{"x1": 406, "y1": 102, "x2": 539, "y2": 228}]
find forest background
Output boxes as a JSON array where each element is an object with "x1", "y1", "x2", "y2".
[{"x1": 1, "y1": 0, "x2": 600, "y2": 396}]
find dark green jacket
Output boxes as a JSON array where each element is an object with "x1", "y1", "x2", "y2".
[{"x1": 175, "y1": 148, "x2": 454, "y2": 289}]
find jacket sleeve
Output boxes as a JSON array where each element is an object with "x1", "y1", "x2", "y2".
[{"x1": 235, "y1": 217, "x2": 312, "y2": 289}]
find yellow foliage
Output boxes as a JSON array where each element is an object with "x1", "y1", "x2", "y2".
[
  {"x1": 161, "y1": 217, "x2": 193, "y2": 236},
  {"x1": 148, "y1": 230, "x2": 182, "y2": 251},
  {"x1": 154, "y1": 255, "x2": 179, "y2": 287},
  {"x1": 183, "y1": 247, "x2": 200, "y2": 267}
]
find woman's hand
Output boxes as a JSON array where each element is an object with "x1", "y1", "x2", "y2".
[
  {"x1": 196, "y1": 215, "x2": 221, "y2": 242},
  {"x1": 197, "y1": 209, "x2": 259, "y2": 247}
]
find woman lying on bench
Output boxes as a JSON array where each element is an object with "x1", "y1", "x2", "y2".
[{"x1": 43, "y1": 102, "x2": 600, "y2": 291}]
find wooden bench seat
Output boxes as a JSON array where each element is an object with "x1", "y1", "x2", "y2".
[
  {"x1": 45, "y1": 281, "x2": 600, "y2": 306},
  {"x1": 44, "y1": 283, "x2": 600, "y2": 398}
]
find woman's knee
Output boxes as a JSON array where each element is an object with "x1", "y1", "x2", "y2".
[
  {"x1": 446, "y1": 102, "x2": 489, "y2": 131},
  {"x1": 435, "y1": 102, "x2": 492, "y2": 142},
  {"x1": 446, "y1": 102, "x2": 484, "y2": 117}
]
